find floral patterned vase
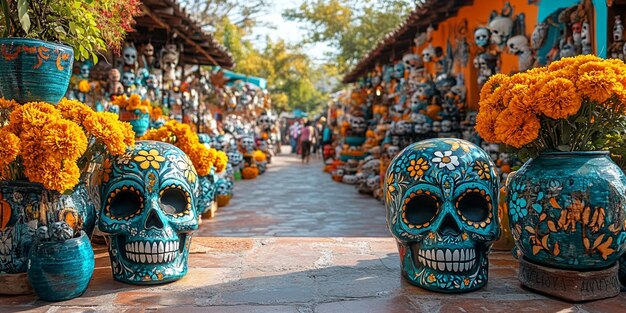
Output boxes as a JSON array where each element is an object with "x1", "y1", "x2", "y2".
[
  {"x1": 119, "y1": 109, "x2": 150, "y2": 137},
  {"x1": 197, "y1": 169, "x2": 219, "y2": 216},
  {"x1": 0, "y1": 181, "x2": 95, "y2": 276},
  {"x1": 507, "y1": 152, "x2": 626, "y2": 270}
]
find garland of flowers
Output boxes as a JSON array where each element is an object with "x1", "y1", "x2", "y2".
[
  {"x1": 476, "y1": 55, "x2": 626, "y2": 158},
  {"x1": 141, "y1": 120, "x2": 228, "y2": 176},
  {"x1": 111, "y1": 94, "x2": 152, "y2": 114},
  {"x1": 0, "y1": 98, "x2": 135, "y2": 193}
]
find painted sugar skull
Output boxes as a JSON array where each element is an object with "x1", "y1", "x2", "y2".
[
  {"x1": 122, "y1": 71, "x2": 136, "y2": 87},
  {"x1": 349, "y1": 116, "x2": 367, "y2": 134},
  {"x1": 80, "y1": 63, "x2": 91, "y2": 79},
  {"x1": 99, "y1": 141, "x2": 199, "y2": 284},
  {"x1": 474, "y1": 27, "x2": 491, "y2": 48},
  {"x1": 123, "y1": 45, "x2": 138, "y2": 66},
  {"x1": 385, "y1": 138, "x2": 499, "y2": 292},
  {"x1": 240, "y1": 136, "x2": 256, "y2": 154}
]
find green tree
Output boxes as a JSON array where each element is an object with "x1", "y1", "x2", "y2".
[{"x1": 283, "y1": 0, "x2": 417, "y2": 71}]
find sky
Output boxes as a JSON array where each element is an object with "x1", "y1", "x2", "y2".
[{"x1": 248, "y1": 0, "x2": 333, "y2": 63}]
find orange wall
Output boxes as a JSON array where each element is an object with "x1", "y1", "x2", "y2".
[{"x1": 420, "y1": 0, "x2": 539, "y2": 110}]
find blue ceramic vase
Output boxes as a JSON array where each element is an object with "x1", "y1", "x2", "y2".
[
  {"x1": 507, "y1": 152, "x2": 626, "y2": 270},
  {"x1": 197, "y1": 169, "x2": 219, "y2": 215},
  {"x1": 120, "y1": 109, "x2": 150, "y2": 137},
  {"x1": 27, "y1": 231, "x2": 94, "y2": 301},
  {"x1": 0, "y1": 38, "x2": 74, "y2": 104},
  {"x1": 0, "y1": 181, "x2": 95, "y2": 276}
]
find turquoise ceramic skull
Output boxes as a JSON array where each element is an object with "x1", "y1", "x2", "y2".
[
  {"x1": 98, "y1": 141, "x2": 199, "y2": 284},
  {"x1": 385, "y1": 138, "x2": 499, "y2": 292}
]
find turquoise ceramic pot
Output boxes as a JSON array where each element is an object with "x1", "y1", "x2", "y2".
[
  {"x1": 197, "y1": 169, "x2": 219, "y2": 215},
  {"x1": 120, "y1": 109, "x2": 150, "y2": 137},
  {"x1": 27, "y1": 231, "x2": 94, "y2": 301},
  {"x1": 345, "y1": 136, "x2": 366, "y2": 147},
  {"x1": 507, "y1": 152, "x2": 626, "y2": 271},
  {"x1": 0, "y1": 181, "x2": 95, "y2": 275},
  {"x1": 0, "y1": 38, "x2": 74, "y2": 104}
]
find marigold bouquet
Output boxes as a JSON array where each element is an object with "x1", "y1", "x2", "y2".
[
  {"x1": 476, "y1": 55, "x2": 626, "y2": 157},
  {"x1": 141, "y1": 120, "x2": 228, "y2": 176},
  {"x1": 0, "y1": 98, "x2": 135, "y2": 193},
  {"x1": 112, "y1": 94, "x2": 152, "y2": 114}
]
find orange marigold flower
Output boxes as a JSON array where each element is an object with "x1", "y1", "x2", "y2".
[
  {"x1": 535, "y1": 78, "x2": 582, "y2": 119},
  {"x1": 83, "y1": 112, "x2": 128, "y2": 155},
  {"x1": 0, "y1": 129, "x2": 20, "y2": 168},
  {"x1": 78, "y1": 80, "x2": 90, "y2": 93},
  {"x1": 214, "y1": 151, "x2": 228, "y2": 173},
  {"x1": 480, "y1": 73, "x2": 510, "y2": 102},
  {"x1": 494, "y1": 109, "x2": 540, "y2": 148},
  {"x1": 8, "y1": 102, "x2": 61, "y2": 134},
  {"x1": 507, "y1": 84, "x2": 535, "y2": 115},
  {"x1": 475, "y1": 109, "x2": 501, "y2": 143},
  {"x1": 576, "y1": 64, "x2": 621, "y2": 104},
  {"x1": 40, "y1": 119, "x2": 88, "y2": 161},
  {"x1": 57, "y1": 98, "x2": 94, "y2": 125},
  {"x1": 0, "y1": 98, "x2": 18, "y2": 109}
]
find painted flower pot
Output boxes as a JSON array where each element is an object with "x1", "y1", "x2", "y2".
[
  {"x1": 197, "y1": 169, "x2": 219, "y2": 215},
  {"x1": 119, "y1": 109, "x2": 150, "y2": 137},
  {"x1": 0, "y1": 181, "x2": 95, "y2": 276},
  {"x1": 0, "y1": 38, "x2": 74, "y2": 104},
  {"x1": 345, "y1": 136, "x2": 366, "y2": 147},
  {"x1": 507, "y1": 152, "x2": 626, "y2": 270},
  {"x1": 27, "y1": 231, "x2": 94, "y2": 301}
]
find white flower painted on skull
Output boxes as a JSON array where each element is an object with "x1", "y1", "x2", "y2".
[{"x1": 432, "y1": 151, "x2": 459, "y2": 171}]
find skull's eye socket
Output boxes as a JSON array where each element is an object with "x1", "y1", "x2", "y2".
[
  {"x1": 160, "y1": 186, "x2": 191, "y2": 217},
  {"x1": 403, "y1": 193, "x2": 439, "y2": 227},
  {"x1": 108, "y1": 188, "x2": 143, "y2": 220},
  {"x1": 456, "y1": 191, "x2": 491, "y2": 222}
]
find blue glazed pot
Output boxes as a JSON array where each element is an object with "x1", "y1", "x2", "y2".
[
  {"x1": 197, "y1": 169, "x2": 219, "y2": 215},
  {"x1": 345, "y1": 136, "x2": 366, "y2": 147},
  {"x1": 507, "y1": 152, "x2": 626, "y2": 271},
  {"x1": 0, "y1": 38, "x2": 74, "y2": 104},
  {"x1": 27, "y1": 231, "x2": 94, "y2": 301},
  {"x1": 120, "y1": 109, "x2": 150, "y2": 137},
  {"x1": 0, "y1": 181, "x2": 95, "y2": 276}
]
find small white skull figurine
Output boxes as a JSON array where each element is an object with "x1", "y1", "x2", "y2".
[
  {"x1": 474, "y1": 28, "x2": 491, "y2": 48},
  {"x1": 123, "y1": 45, "x2": 137, "y2": 67},
  {"x1": 350, "y1": 116, "x2": 367, "y2": 135},
  {"x1": 342, "y1": 175, "x2": 358, "y2": 185},
  {"x1": 402, "y1": 53, "x2": 423, "y2": 72},
  {"x1": 239, "y1": 136, "x2": 256, "y2": 154},
  {"x1": 488, "y1": 6, "x2": 514, "y2": 48},
  {"x1": 80, "y1": 63, "x2": 90, "y2": 79},
  {"x1": 161, "y1": 45, "x2": 180, "y2": 83},
  {"x1": 121, "y1": 71, "x2": 136, "y2": 87},
  {"x1": 441, "y1": 120, "x2": 453, "y2": 133},
  {"x1": 422, "y1": 44, "x2": 436, "y2": 63},
  {"x1": 531, "y1": 23, "x2": 548, "y2": 50},
  {"x1": 387, "y1": 145, "x2": 400, "y2": 158},
  {"x1": 507, "y1": 35, "x2": 533, "y2": 72},
  {"x1": 581, "y1": 22, "x2": 592, "y2": 54},
  {"x1": 614, "y1": 16, "x2": 624, "y2": 42}
]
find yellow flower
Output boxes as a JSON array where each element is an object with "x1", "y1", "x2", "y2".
[
  {"x1": 474, "y1": 161, "x2": 491, "y2": 180},
  {"x1": 494, "y1": 109, "x2": 540, "y2": 148},
  {"x1": 407, "y1": 158, "x2": 429, "y2": 179},
  {"x1": 40, "y1": 119, "x2": 88, "y2": 161},
  {"x1": 7, "y1": 102, "x2": 61, "y2": 134},
  {"x1": 0, "y1": 129, "x2": 20, "y2": 168},
  {"x1": 576, "y1": 64, "x2": 621, "y2": 104},
  {"x1": 536, "y1": 78, "x2": 581, "y2": 119},
  {"x1": 480, "y1": 74, "x2": 510, "y2": 103},
  {"x1": 83, "y1": 112, "x2": 132, "y2": 155},
  {"x1": 133, "y1": 149, "x2": 165, "y2": 170},
  {"x1": 214, "y1": 151, "x2": 228, "y2": 173},
  {"x1": 445, "y1": 139, "x2": 471, "y2": 152},
  {"x1": 78, "y1": 80, "x2": 90, "y2": 93},
  {"x1": 254, "y1": 150, "x2": 267, "y2": 162}
]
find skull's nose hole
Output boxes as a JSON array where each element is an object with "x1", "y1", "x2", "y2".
[
  {"x1": 438, "y1": 214, "x2": 461, "y2": 236},
  {"x1": 145, "y1": 209, "x2": 164, "y2": 229},
  {"x1": 404, "y1": 194, "x2": 439, "y2": 226}
]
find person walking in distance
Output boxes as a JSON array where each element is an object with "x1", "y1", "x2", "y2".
[
  {"x1": 289, "y1": 120, "x2": 301, "y2": 154},
  {"x1": 299, "y1": 120, "x2": 315, "y2": 164}
]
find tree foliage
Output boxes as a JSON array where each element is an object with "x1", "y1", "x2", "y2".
[{"x1": 283, "y1": 0, "x2": 418, "y2": 71}]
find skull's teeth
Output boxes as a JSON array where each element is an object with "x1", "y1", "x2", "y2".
[
  {"x1": 416, "y1": 248, "x2": 476, "y2": 273},
  {"x1": 124, "y1": 241, "x2": 180, "y2": 264}
]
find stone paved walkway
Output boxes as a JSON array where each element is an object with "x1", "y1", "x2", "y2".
[
  {"x1": 197, "y1": 149, "x2": 389, "y2": 237},
  {"x1": 3, "y1": 238, "x2": 626, "y2": 312}
]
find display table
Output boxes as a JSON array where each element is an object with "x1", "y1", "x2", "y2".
[{"x1": 2, "y1": 237, "x2": 625, "y2": 312}]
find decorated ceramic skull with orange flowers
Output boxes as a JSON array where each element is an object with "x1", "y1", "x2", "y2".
[
  {"x1": 384, "y1": 138, "x2": 499, "y2": 292},
  {"x1": 98, "y1": 140, "x2": 199, "y2": 285}
]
